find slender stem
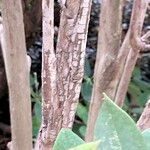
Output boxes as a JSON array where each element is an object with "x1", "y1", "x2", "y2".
[{"x1": 1, "y1": 0, "x2": 32, "y2": 149}]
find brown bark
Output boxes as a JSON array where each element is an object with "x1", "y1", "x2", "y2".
[
  {"x1": 1, "y1": 0, "x2": 32, "y2": 150},
  {"x1": 130, "y1": 0, "x2": 150, "y2": 51},
  {"x1": 115, "y1": 0, "x2": 149, "y2": 107},
  {"x1": 0, "y1": 0, "x2": 42, "y2": 101},
  {"x1": 56, "y1": 0, "x2": 92, "y2": 129},
  {"x1": 35, "y1": 0, "x2": 56, "y2": 149},
  {"x1": 86, "y1": 0, "x2": 123, "y2": 142},
  {"x1": 35, "y1": 0, "x2": 92, "y2": 149},
  {"x1": 137, "y1": 100, "x2": 150, "y2": 131}
]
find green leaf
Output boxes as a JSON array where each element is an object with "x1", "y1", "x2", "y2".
[
  {"x1": 32, "y1": 116, "x2": 41, "y2": 137},
  {"x1": 79, "y1": 126, "x2": 86, "y2": 138},
  {"x1": 142, "y1": 129, "x2": 150, "y2": 150},
  {"x1": 76, "y1": 103, "x2": 88, "y2": 124},
  {"x1": 84, "y1": 58, "x2": 92, "y2": 77},
  {"x1": 94, "y1": 94, "x2": 147, "y2": 150},
  {"x1": 72, "y1": 123, "x2": 82, "y2": 138},
  {"x1": 139, "y1": 91, "x2": 150, "y2": 106},
  {"x1": 32, "y1": 102, "x2": 42, "y2": 137},
  {"x1": 128, "y1": 82, "x2": 141, "y2": 103},
  {"x1": 81, "y1": 81, "x2": 93, "y2": 102},
  {"x1": 69, "y1": 141, "x2": 100, "y2": 150},
  {"x1": 34, "y1": 102, "x2": 42, "y2": 118},
  {"x1": 53, "y1": 128, "x2": 84, "y2": 150},
  {"x1": 128, "y1": 82, "x2": 150, "y2": 107},
  {"x1": 132, "y1": 67, "x2": 141, "y2": 78},
  {"x1": 133, "y1": 78, "x2": 150, "y2": 91}
]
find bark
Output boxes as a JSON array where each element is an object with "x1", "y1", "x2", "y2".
[
  {"x1": 86, "y1": 0, "x2": 123, "y2": 142},
  {"x1": 0, "y1": 0, "x2": 42, "y2": 101},
  {"x1": 35, "y1": 0, "x2": 56, "y2": 149},
  {"x1": 115, "y1": 0, "x2": 149, "y2": 107},
  {"x1": 1, "y1": 0, "x2": 32, "y2": 150},
  {"x1": 130, "y1": 0, "x2": 150, "y2": 51},
  {"x1": 56, "y1": 0, "x2": 92, "y2": 129},
  {"x1": 35, "y1": 0, "x2": 92, "y2": 149},
  {"x1": 137, "y1": 100, "x2": 150, "y2": 131}
]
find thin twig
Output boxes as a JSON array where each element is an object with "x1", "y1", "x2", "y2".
[{"x1": 115, "y1": 0, "x2": 149, "y2": 107}]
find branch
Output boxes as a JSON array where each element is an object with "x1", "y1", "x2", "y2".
[
  {"x1": 130, "y1": 0, "x2": 150, "y2": 51},
  {"x1": 1, "y1": 0, "x2": 32, "y2": 149},
  {"x1": 115, "y1": 0, "x2": 149, "y2": 107},
  {"x1": 137, "y1": 100, "x2": 150, "y2": 131},
  {"x1": 56, "y1": 0, "x2": 92, "y2": 129},
  {"x1": 35, "y1": 0, "x2": 56, "y2": 149},
  {"x1": 36, "y1": 0, "x2": 92, "y2": 148},
  {"x1": 86, "y1": 0, "x2": 123, "y2": 141}
]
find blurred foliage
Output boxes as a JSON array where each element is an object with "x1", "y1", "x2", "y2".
[
  {"x1": 30, "y1": 73, "x2": 42, "y2": 138},
  {"x1": 124, "y1": 67, "x2": 150, "y2": 121}
]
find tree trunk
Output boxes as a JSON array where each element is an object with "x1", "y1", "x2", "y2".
[
  {"x1": 35, "y1": 0, "x2": 92, "y2": 149},
  {"x1": 86, "y1": 0, "x2": 123, "y2": 142},
  {"x1": 1, "y1": 0, "x2": 32, "y2": 150}
]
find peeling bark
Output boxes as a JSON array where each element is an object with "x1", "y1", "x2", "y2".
[
  {"x1": 86, "y1": 0, "x2": 123, "y2": 141},
  {"x1": 35, "y1": 0, "x2": 92, "y2": 149},
  {"x1": 1, "y1": 0, "x2": 32, "y2": 149}
]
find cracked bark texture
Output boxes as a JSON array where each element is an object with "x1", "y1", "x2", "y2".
[
  {"x1": 56, "y1": 0, "x2": 92, "y2": 129},
  {"x1": 35, "y1": 0, "x2": 92, "y2": 149},
  {"x1": 1, "y1": 0, "x2": 32, "y2": 149},
  {"x1": 86, "y1": 0, "x2": 123, "y2": 142}
]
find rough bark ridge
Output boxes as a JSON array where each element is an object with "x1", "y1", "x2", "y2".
[
  {"x1": 86, "y1": 0, "x2": 123, "y2": 141},
  {"x1": 1, "y1": 0, "x2": 32, "y2": 150},
  {"x1": 56, "y1": 0, "x2": 92, "y2": 129},
  {"x1": 35, "y1": 0, "x2": 92, "y2": 149}
]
